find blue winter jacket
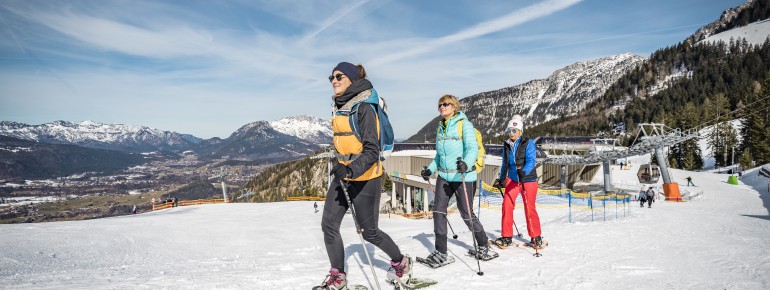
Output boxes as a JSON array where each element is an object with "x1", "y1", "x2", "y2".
[
  {"x1": 427, "y1": 112, "x2": 478, "y2": 182},
  {"x1": 499, "y1": 137, "x2": 537, "y2": 183}
]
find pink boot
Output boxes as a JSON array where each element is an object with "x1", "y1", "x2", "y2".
[{"x1": 313, "y1": 268, "x2": 347, "y2": 290}]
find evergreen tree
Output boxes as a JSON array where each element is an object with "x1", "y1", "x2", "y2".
[
  {"x1": 739, "y1": 149, "x2": 754, "y2": 171},
  {"x1": 742, "y1": 78, "x2": 770, "y2": 165}
]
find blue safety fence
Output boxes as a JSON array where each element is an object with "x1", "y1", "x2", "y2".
[{"x1": 478, "y1": 181, "x2": 633, "y2": 222}]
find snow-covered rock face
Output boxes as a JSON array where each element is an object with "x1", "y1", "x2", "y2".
[
  {"x1": 0, "y1": 120, "x2": 200, "y2": 152},
  {"x1": 688, "y1": 0, "x2": 755, "y2": 43},
  {"x1": 698, "y1": 19, "x2": 770, "y2": 47},
  {"x1": 461, "y1": 53, "x2": 645, "y2": 136},
  {"x1": 269, "y1": 115, "x2": 332, "y2": 144}
]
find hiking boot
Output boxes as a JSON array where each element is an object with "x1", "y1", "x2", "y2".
[
  {"x1": 533, "y1": 236, "x2": 544, "y2": 249},
  {"x1": 426, "y1": 250, "x2": 454, "y2": 265},
  {"x1": 314, "y1": 268, "x2": 346, "y2": 290},
  {"x1": 387, "y1": 255, "x2": 413, "y2": 283},
  {"x1": 468, "y1": 243, "x2": 498, "y2": 260},
  {"x1": 495, "y1": 237, "x2": 513, "y2": 247}
]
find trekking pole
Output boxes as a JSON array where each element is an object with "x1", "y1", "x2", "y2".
[
  {"x1": 339, "y1": 181, "x2": 382, "y2": 290},
  {"x1": 496, "y1": 185, "x2": 522, "y2": 238},
  {"x1": 424, "y1": 167, "x2": 458, "y2": 240},
  {"x1": 446, "y1": 217, "x2": 459, "y2": 239},
  {"x1": 458, "y1": 157, "x2": 483, "y2": 276}
]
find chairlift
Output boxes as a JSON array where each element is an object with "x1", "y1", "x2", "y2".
[{"x1": 637, "y1": 164, "x2": 660, "y2": 184}]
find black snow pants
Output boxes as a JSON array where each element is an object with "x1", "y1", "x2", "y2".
[{"x1": 322, "y1": 177, "x2": 403, "y2": 271}]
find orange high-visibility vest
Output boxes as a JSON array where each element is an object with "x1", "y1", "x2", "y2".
[{"x1": 331, "y1": 112, "x2": 381, "y2": 181}]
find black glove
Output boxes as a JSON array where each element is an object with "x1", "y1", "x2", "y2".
[
  {"x1": 516, "y1": 167, "x2": 525, "y2": 180},
  {"x1": 493, "y1": 178, "x2": 504, "y2": 188},
  {"x1": 420, "y1": 168, "x2": 431, "y2": 181},
  {"x1": 456, "y1": 159, "x2": 468, "y2": 173},
  {"x1": 330, "y1": 163, "x2": 352, "y2": 183}
]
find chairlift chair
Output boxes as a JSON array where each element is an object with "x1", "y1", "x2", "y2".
[{"x1": 637, "y1": 164, "x2": 661, "y2": 184}]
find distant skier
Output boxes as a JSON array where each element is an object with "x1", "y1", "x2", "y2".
[
  {"x1": 639, "y1": 188, "x2": 646, "y2": 207},
  {"x1": 646, "y1": 187, "x2": 655, "y2": 208},
  {"x1": 314, "y1": 202, "x2": 318, "y2": 213},
  {"x1": 131, "y1": 205, "x2": 137, "y2": 214},
  {"x1": 686, "y1": 176, "x2": 695, "y2": 187}
]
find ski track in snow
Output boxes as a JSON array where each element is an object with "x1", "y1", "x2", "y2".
[{"x1": 1, "y1": 162, "x2": 770, "y2": 289}]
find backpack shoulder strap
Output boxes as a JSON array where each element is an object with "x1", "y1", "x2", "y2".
[{"x1": 457, "y1": 119, "x2": 464, "y2": 139}]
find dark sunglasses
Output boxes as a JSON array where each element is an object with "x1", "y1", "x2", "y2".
[
  {"x1": 328, "y1": 73, "x2": 346, "y2": 82},
  {"x1": 506, "y1": 128, "x2": 520, "y2": 134},
  {"x1": 438, "y1": 102, "x2": 452, "y2": 109}
]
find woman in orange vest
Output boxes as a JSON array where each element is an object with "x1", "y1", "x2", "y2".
[{"x1": 316, "y1": 62, "x2": 411, "y2": 290}]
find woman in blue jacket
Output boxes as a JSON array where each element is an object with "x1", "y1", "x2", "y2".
[
  {"x1": 493, "y1": 115, "x2": 543, "y2": 249},
  {"x1": 420, "y1": 95, "x2": 494, "y2": 267}
]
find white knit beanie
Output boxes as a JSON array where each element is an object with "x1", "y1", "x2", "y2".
[{"x1": 507, "y1": 115, "x2": 524, "y2": 131}]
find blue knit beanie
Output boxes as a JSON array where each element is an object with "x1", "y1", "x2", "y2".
[{"x1": 332, "y1": 62, "x2": 359, "y2": 82}]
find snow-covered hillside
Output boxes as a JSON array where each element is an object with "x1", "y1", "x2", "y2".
[
  {"x1": 688, "y1": 0, "x2": 757, "y2": 43},
  {"x1": 1, "y1": 166, "x2": 768, "y2": 289},
  {"x1": 696, "y1": 119, "x2": 743, "y2": 170},
  {"x1": 700, "y1": 19, "x2": 770, "y2": 46}
]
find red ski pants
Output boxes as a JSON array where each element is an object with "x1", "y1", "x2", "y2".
[{"x1": 501, "y1": 178, "x2": 541, "y2": 238}]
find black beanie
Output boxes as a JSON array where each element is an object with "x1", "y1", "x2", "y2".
[{"x1": 332, "y1": 62, "x2": 359, "y2": 82}]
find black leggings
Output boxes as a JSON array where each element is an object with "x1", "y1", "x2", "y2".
[
  {"x1": 432, "y1": 176, "x2": 487, "y2": 254},
  {"x1": 322, "y1": 178, "x2": 402, "y2": 271}
]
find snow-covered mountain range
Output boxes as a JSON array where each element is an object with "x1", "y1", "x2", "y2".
[
  {"x1": 0, "y1": 120, "x2": 201, "y2": 152},
  {"x1": 407, "y1": 53, "x2": 645, "y2": 141},
  {"x1": 0, "y1": 116, "x2": 333, "y2": 162},
  {"x1": 269, "y1": 115, "x2": 332, "y2": 145},
  {"x1": 193, "y1": 120, "x2": 324, "y2": 161}
]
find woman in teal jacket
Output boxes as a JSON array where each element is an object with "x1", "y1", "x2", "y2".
[{"x1": 419, "y1": 94, "x2": 495, "y2": 267}]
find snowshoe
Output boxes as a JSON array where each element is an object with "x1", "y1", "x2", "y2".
[
  {"x1": 312, "y1": 285, "x2": 368, "y2": 290},
  {"x1": 492, "y1": 237, "x2": 514, "y2": 249},
  {"x1": 466, "y1": 244, "x2": 499, "y2": 261},
  {"x1": 524, "y1": 236, "x2": 549, "y2": 250},
  {"x1": 390, "y1": 277, "x2": 439, "y2": 290},
  {"x1": 415, "y1": 251, "x2": 455, "y2": 269}
]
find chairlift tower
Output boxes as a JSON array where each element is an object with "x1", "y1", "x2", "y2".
[
  {"x1": 636, "y1": 123, "x2": 699, "y2": 200},
  {"x1": 591, "y1": 138, "x2": 620, "y2": 194},
  {"x1": 212, "y1": 166, "x2": 230, "y2": 203},
  {"x1": 539, "y1": 123, "x2": 699, "y2": 200},
  {"x1": 311, "y1": 148, "x2": 335, "y2": 191}
]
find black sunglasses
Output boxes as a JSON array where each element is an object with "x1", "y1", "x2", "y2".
[
  {"x1": 438, "y1": 102, "x2": 452, "y2": 109},
  {"x1": 328, "y1": 73, "x2": 346, "y2": 82}
]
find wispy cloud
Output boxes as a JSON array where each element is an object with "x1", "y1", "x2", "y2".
[
  {"x1": 370, "y1": 0, "x2": 583, "y2": 65},
  {"x1": 296, "y1": 0, "x2": 372, "y2": 46},
  {"x1": 0, "y1": 0, "x2": 743, "y2": 138}
]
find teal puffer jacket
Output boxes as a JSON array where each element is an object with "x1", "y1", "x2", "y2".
[{"x1": 427, "y1": 112, "x2": 478, "y2": 182}]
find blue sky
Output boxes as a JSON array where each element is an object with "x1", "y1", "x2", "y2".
[{"x1": 0, "y1": 0, "x2": 746, "y2": 139}]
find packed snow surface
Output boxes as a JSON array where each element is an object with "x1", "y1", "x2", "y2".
[{"x1": 1, "y1": 166, "x2": 769, "y2": 289}]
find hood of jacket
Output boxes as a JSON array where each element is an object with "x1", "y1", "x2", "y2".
[{"x1": 439, "y1": 111, "x2": 468, "y2": 132}]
